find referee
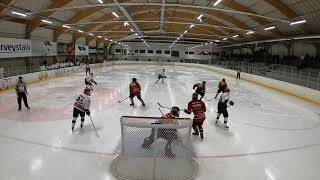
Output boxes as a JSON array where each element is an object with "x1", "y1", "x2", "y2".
[{"x1": 16, "y1": 76, "x2": 30, "y2": 111}]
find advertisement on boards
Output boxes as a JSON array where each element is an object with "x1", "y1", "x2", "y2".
[{"x1": 75, "y1": 44, "x2": 89, "y2": 56}]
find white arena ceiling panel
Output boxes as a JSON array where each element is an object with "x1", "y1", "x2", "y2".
[
  {"x1": 287, "y1": 0, "x2": 320, "y2": 16},
  {"x1": 234, "y1": 0, "x2": 257, "y2": 7},
  {"x1": 64, "y1": 0, "x2": 90, "y2": 8},
  {"x1": 50, "y1": 10, "x2": 78, "y2": 22},
  {"x1": 8, "y1": 0, "x2": 51, "y2": 12}
]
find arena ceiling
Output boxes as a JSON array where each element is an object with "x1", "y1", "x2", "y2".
[{"x1": 0, "y1": 0, "x2": 319, "y2": 46}]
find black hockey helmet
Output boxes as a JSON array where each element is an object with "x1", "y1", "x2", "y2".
[
  {"x1": 192, "y1": 93, "x2": 198, "y2": 100},
  {"x1": 222, "y1": 78, "x2": 226, "y2": 82},
  {"x1": 202, "y1": 81, "x2": 206, "y2": 84},
  {"x1": 171, "y1": 106, "x2": 180, "y2": 117},
  {"x1": 132, "y1": 78, "x2": 137, "y2": 82}
]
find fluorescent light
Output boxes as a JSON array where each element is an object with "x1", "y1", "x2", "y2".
[
  {"x1": 97, "y1": 0, "x2": 103, "y2": 3},
  {"x1": 77, "y1": 30, "x2": 84, "y2": 33},
  {"x1": 12, "y1": 11, "x2": 27, "y2": 17},
  {"x1": 210, "y1": 42, "x2": 213, "y2": 44},
  {"x1": 213, "y1": 0, "x2": 223, "y2": 6},
  {"x1": 197, "y1": 14, "x2": 203, "y2": 20},
  {"x1": 97, "y1": 36, "x2": 102, "y2": 38},
  {"x1": 290, "y1": 20, "x2": 306, "y2": 25},
  {"x1": 62, "y1": 25, "x2": 71, "y2": 29},
  {"x1": 89, "y1": 33, "x2": 94, "y2": 36},
  {"x1": 184, "y1": 30, "x2": 187, "y2": 34},
  {"x1": 264, "y1": 26, "x2": 275, "y2": 31},
  {"x1": 110, "y1": 39, "x2": 113, "y2": 42},
  {"x1": 223, "y1": 38, "x2": 228, "y2": 40},
  {"x1": 190, "y1": 24, "x2": 195, "y2": 28},
  {"x1": 215, "y1": 40, "x2": 220, "y2": 42},
  {"x1": 123, "y1": 21, "x2": 129, "y2": 26},
  {"x1": 246, "y1": 31, "x2": 254, "y2": 35},
  {"x1": 41, "y1": 19, "x2": 52, "y2": 24},
  {"x1": 104, "y1": 38, "x2": 108, "y2": 40},
  {"x1": 180, "y1": 34, "x2": 183, "y2": 37},
  {"x1": 233, "y1": 35, "x2": 239, "y2": 38},
  {"x1": 112, "y1": 12, "x2": 119, "y2": 18},
  {"x1": 130, "y1": 29, "x2": 134, "y2": 32}
]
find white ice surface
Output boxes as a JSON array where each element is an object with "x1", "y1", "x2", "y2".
[{"x1": 0, "y1": 65, "x2": 319, "y2": 180}]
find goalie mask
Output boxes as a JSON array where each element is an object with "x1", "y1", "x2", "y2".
[{"x1": 171, "y1": 106, "x2": 180, "y2": 117}]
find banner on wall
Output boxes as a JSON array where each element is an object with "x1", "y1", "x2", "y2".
[
  {"x1": 32, "y1": 40, "x2": 57, "y2": 56},
  {"x1": 75, "y1": 45, "x2": 89, "y2": 56},
  {"x1": 0, "y1": 37, "x2": 32, "y2": 58},
  {"x1": 89, "y1": 47, "x2": 97, "y2": 54}
]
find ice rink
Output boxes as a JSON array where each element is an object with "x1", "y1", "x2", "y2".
[{"x1": 0, "y1": 64, "x2": 319, "y2": 180}]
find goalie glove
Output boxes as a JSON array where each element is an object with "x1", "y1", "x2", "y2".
[
  {"x1": 184, "y1": 109, "x2": 191, "y2": 114},
  {"x1": 229, "y1": 101, "x2": 234, "y2": 106},
  {"x1": 86, "y1": 110, "x2": 91, "y2": 116},
  {"x1": 94, "y1": 81, "x2": 97, "y2": 85}
]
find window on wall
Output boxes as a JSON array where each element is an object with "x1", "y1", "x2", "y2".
[
  {"x1": 115, "y1": 49, "x2": 121, "y2": 53},
  {"x1": 148, "y1": 50, "x2": 154, "y2": 53},
  {"x1": 135, "y1": 50, "x2": 139, "y2": 53},
  {"x1": 165, "y1": 50, "x2": 170, "y2": 54},
  {"x1": 156, "y1": 50, "x2": 162, "y2": 54},
  {"x1": 171, "y1": 51, "x2": 179, "y2": 57},
  {"x1": 189, "y1": 52, "x2": 194, "y2": 54},
  {"x1": 185, "y1": 51, "x2": 188, "y2": 54},
  {"x1": 140, "y1": 50, "x2": 145, "y2": 53}
]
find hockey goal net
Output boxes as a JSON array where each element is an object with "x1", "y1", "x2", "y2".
[{"x1": 111, "y1": 116, "x2": 198, "y2": 180}]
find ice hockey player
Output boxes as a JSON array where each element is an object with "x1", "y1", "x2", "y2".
[
  {"x1": 129, "y1": 78, "x2": 145, "y2": 106},
  {"x1": 215, "y1": 88, "x2": 234, "y2": 130},
  {"x1": 156, "y1": 69, "x2": 167, "y2": 84},
  {"x1": 85, "y1": 62, "x2": 90, "y2": 75},
  {"x1": 85, "y1": 73, "x2": 97, "y2": 90},
  {"x1": 236, "y1": 68, "x2": 241, "y2": 79},
  {"x1": 72, "y1": 87, "x2": 91, "y2": 132},
  {"x1": 15, "y1": 76, "x2": 30, "y2": 111},
  {"x1": 184, "y1": 93, "x2": 206, "y2": 139},
  {"x1": 142, "y1": 106, "x2": 180, "y2": 157},
  {"x1": 214, "y1": 78, "x2": 228, "y2": 99},
  {"x1": 193, "y1": 81, "x2": 206, "y2": 100}
]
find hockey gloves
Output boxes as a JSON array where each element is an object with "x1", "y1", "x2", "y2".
[
  {"x1": 184, "y1": 109, "x2": 191, "y2": 114},
  {"x1": 229, "y1": 101, "x2": 234, "y2": 106},
  {"x1": 86, "y1": 110, "x2": 91, "y2": 116}
]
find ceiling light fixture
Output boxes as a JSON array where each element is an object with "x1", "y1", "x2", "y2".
[
  {"x1": 232, "y1": 35, "x2": 239, "y2": 38},
  {"x1": 112, "y1": 12, "x2": 119, "y2": 18},
  {"x1": 264, "y1": 26, "x2": 276, "y2": 31},
  {"x1": 97, "y1": 0, "x2": 103, "y2": 3},
  {"x1": 246, "y1": 31, "x2": 254, "y2": 35},
  {"x1": 12, "y1": 11, "x2": 27, "y2": 17},
  {"x1": 77, "y1": 30, "x2": 84, "y2": 33},
  {"x1": 62, "y1": 25, "x2": 71, "y2": 29},
  {"x1": 213, "y1": 0, "x2": 223, "y2": 6},
  {"x1": 190, "y1": 24, "x2": 195, "y2": 28},
  {"x1": 290, "y1": 20, "x2": 306, "y2": 25},
  {"x1": 41, "y1": 19, "x2": 52, "y2": 24},
  {"x1": 223, "y1": 38, "x2": 228, "y2": 40}
]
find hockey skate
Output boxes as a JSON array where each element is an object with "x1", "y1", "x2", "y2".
[
  {"x1": 130, "y1": 103, "x2": 134, "y2": 106},
  {"x1": 223, "y1": 123, "x2": 229, "y2": 130}
]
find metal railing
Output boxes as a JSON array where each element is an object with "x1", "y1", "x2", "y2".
[{"x1": 2, "y1": 59, "x2": 320, "y2": 91}]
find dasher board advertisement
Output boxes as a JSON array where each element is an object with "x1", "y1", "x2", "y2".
[
  {"x1": 75, "y1": 45, "x2": 89, "y2": 56},
  {"x1": 32, "y1": 40, "x2": 57, "y2": 56}
]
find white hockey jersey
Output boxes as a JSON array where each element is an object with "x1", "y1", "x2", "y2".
[
  {"x1": 85, "y1": 75, "x2": 94, "y2": 83},
  {"x1": 74, "y1": 93, "x2": 91, "y2": 112}
]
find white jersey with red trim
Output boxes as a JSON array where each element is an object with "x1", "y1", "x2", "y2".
[{"x1": 74, "y1": 93, "x2": 91, "y2": 112}]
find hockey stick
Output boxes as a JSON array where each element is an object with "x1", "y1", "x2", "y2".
[
  {"x1": 158, "y1": 108, "x2": 164, "y2": 115},
  {"x1": 96, "y1": 84, "x2": 108, "y2": 90},
  {"x1": 204, "y1": 97, "x2": 214, "y2": 101},
  {"x1": 118, "y1": 96, "x2": 129, "y2": 103},
  {"x1": 157, "y1": 102, "x2": 171, "y2": 109},
  {"x1": 89, "y1": 116, "x2": 100, "y2": 137}
]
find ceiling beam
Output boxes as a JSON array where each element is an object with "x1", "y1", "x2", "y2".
[
  {"x1": 159, "y1": 0, "x2": 166, "y2": 31},
  {"x1": 54, "y1": 6, "x2": 104, "y2": 39},
  {"x1": 27, "y1": 0, "x2": 73, "y2": 33},
  {"x1": 0, "y1": 0, "x2": 14, "y2": 14},
  {"x1": 263, "y1": 0, "x2": 298, "y2": 19},
  {"x1": 113, "y1": 0, "x2": 141, "y2": 33}
]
